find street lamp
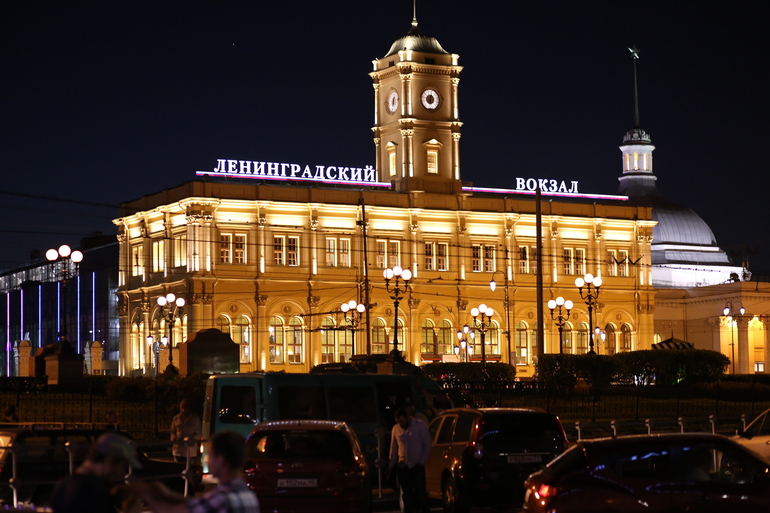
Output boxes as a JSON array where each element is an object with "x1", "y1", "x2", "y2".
[
  {"x1": 723, "y1": 300, "x2": 745, "y2": 374},
  {"x1": 157, "y1": 293, "x2": 185, "y2": 372},
  {"x1": 575, "y1": 273, "x2": 602, "y2": 354},
  {"x1": 454, "y1": 325, "x2": 473, "y2": 362},
  {"x1": 147, "y1": 335, "x2": 161, "y2": 376},
  {"x1": 341, "y1": 300, "x2": 366, "y2": 356},
  {"x1": 470, "y1": 304, "x2": 494, "y2": 376},
  {"x1": 46, "y1": 244, "x2": 84, "y2": 349},
  {"x1": 383, "y1": 265, "x2": 411, "y2": 363},
  {"x1": 548, "y1": 297, "x2": 574, "y2": 354},
  {"x1": 489, "y1": 270, "x2": 512, "y2": 364},
  {"x1": 593, "y1": 326, "x2": 607, "y2": 354}
]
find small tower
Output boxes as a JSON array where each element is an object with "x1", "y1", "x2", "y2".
[
  {"x1": 370, "y1": 14, "x2": 463, "y2": 194},
  {"x1": 618, "y1": 46, "x2": 657, "y2": 198}
]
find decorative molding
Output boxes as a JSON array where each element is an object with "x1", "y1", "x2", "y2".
[
  {"x1": 256, "y1": 295, "x2": 268, "y2": 306},
  {"x1": 408, "y1": 297, "x2": 421, "y2": 309},
  {"x1": 307, "y1": 295, "x2": 320, "y2": 308},
  {"x1": 457, "y1": 299, "x2": 468, "y2": 312}
]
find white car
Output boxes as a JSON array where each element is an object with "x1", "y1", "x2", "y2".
[{"x1": 733, "y1": 409, "x2": 770, "y2": 458}]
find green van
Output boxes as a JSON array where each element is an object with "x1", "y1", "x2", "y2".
[{"x1": 201, "y1": 372, "x2": 448, "y2": 473}]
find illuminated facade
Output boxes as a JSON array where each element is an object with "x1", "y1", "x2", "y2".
[{"x1": 113, "y1": 19, "x2": 656, "y2": 377}]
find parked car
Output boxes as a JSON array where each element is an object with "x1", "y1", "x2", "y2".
[
  {"x1": 0, "y1": 426, "x2": 199, "y2": 506},
  {"x1": 733, "y1": 407, "x2": 770, "y2": 458},
  {"x1": 522, "y1": 433, "x2": 770, "y2": 513},
  {"x1": 243, "y1": 420, "x2": 371, "y2": 513},
  {"x1": 425, "y1": 407, "x2": 569, "y2": 512}
]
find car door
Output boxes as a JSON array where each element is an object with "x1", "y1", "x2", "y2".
[
  {"x1": 736, "y1": 410, "x2": 770, "y2": 459},
  {"x1": 425, "y1": 414, "x2": 456, "y2": 499}
]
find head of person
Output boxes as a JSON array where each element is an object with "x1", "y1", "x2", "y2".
[
  {"x1": 105, "y1": 410, "x2": 119, "y2": 424},
  {"x1": 207, "y1": 431, "x2": 247, "y2": 479},
  {"x1": 87, "y1": 432, "x2": 142, "y2": 483},
  {"x1": 179, "y1": 399, "x2": 190, "y2": 412},
  {"x1": 394, "y1": 407, "x2": 413, "y2": 429}
]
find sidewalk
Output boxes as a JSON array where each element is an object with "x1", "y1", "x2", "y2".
[{"x1": 372, "y1": 487, "x2": 399, "y2": 512}]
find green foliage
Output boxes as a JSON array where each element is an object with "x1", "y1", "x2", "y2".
[
  {"x1": 534, "y1": 354, "x2": 578, "y2": 390},
  {"x1": 421, "y1": 362, "x2": 516, "y2": 382},
  {"x1": 614, "y1": 350, "x2": 729, "y2": 386},
  {"x1": 105, "y1": 376, "x2": 154, "y2": 402},
  {"x1": 574, "y1": 354, "x2": 619, "y2": 388}
]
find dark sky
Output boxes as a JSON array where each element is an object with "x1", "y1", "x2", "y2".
[{"x1": 2, "y1": 1, "x2": 767, "y2": 273}]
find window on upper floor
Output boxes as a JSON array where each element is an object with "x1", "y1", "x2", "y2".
[
  {"x1": 152, "y1": 239, "x2": 165, "y2": 273},
  {"x1": 132, "y1": 246, "x2": 143, "y2": 277},
  {"x1": 173, "y1": 234, "x2": 187, "y2": 268},
  {"x1": 220, "y1": 233, "x2": 247, "y2": 264},
  {"x1": 424, "y1": 242, "x2": 448, "y2": 271},
  {"x1": 325, "y1": 237, "x2": 352, "y2": 268},
  {"x1": 273, "y1": 235, "x2": 300, "y2": 267},
  {"x1": 562, "y1": 247, "x2": 585, "y2": 276},
  {"x1": 376, "y1": 239, "x2": 400, "y2": 269},
  {"x1": 472, "y1": 244, "x2": 496, "y2": 272}
]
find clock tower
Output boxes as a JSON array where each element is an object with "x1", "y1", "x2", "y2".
[{"x1": 370, "y1": 17, "x2": 463, "y2": 194}]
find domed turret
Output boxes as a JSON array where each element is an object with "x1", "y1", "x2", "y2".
[{"x1": 384, "y1": 20, "x2": 449, "y2": 58}]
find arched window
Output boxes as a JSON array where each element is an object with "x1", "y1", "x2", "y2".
[
  {"x1": 287, "y1": 317, "x2": 303, "y2": 364},
  {"x1": 515, "y1": 321, "x2": 528, "y2": 365},
  {"x1": 486, "y1": 321, "x2": 500, "y2": 355},
  {"x1": 421, "y1": 319, "x2": 436, "y2": 355},
  {"x1": 531, "y1": 323, "x2": 539, "y2": 361},
  {"x1": 372, "y1": 318, "x2": 387, "y2": 354},
  {"x1": 562, "y1": 322, "x2": 574, "y2": 354},
  {"x1": 321, "y1": 317, "x2": 336, "y2": 363},
  {"x1": 216, "y1": 315, "x2": 230, "y2": 334},
  {"x1": 604, "y1": 324, "x2": 616, "y2": 355},
  {"x1": 621, "y1": 324, "x2": 632, "y2": 352},
  {"x1": 340, "y1": 317, "x2": 354, "y2": 362},
  {"x1": 437, "y1": 320, "x2": 453, "y2": 355},
  {"x1": 234, "y1": 316, "x2": 250, "y2": 363},
  {"x1": 576, "y1": 322, "x2": 589, "y2": 354},
  {"x1": 269, "y1": 316, "x2": 284, "y2": 364}
]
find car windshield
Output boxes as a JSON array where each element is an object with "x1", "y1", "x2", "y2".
[
  {"x1": 481, "y1": 413, "x2": 564, "y2": 452},
  {"x1": 0, "y1": 434, "x2": 11, "y2": 462},
  {"x1": 247, "y1": 430, "x2": 354, "y2": 462}
]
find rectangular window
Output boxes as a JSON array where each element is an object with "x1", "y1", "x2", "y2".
[
  {"x1": 174, "y1": 235, "x2": 187, "y2": 267},
  {"x1": 339, "y1": 239, "x2": 350, "y2": 267},
  {"x1": 388, "y1": 241, "x2": 400, "y2": 268},
  {"x1": 287, "y1": 237, "x2": 299, "y2": 266},
  {"x1": 273, "y1": 237, "x2": 285, "y2": 266},
  {"x1": 287, "y1": 324, "x2": 302, "y2": 364},
  {"x1": 321, "y1": 328, "x2": 335, "y2": 363},
  {"x1": 427, "y1": 150, "x2": 438, "y2": 174},
  {"x1": 220, "y1": 234, "x2": 232, "y2": 263},
  {"x1": 326, "y1": 238, "x2": 337, "y2": 267},
  {"x1": 563, "y1": 248, "x2": 573, "y2": 275},
  {"x1": 472, "y1": 245, "x2": 481, "y2": 272},
  {"x1": 388, "y1": 151, "x2": 397, "y2": 177},
  {"x1": 269, "y1": 326, "x2": 283, "y2": 364},
  {"x1": 519, "y1": 246, "x2": 529, "y2": 274},
  {"x1": 531, "y1": 246, "x2": 538, "y2": 275},
  {"x1": 484, "y1": 245, "x2": 495, "y2": 272},
  {"x1": 152, "y1": 240, "x2": 165, "y2": 272},
  {"x1": 376, "y1": 240, "x2": 386, "y2": 269},
  {"x1": 132, "y1": 246, "x2": 143, "y2": 277},
  {"x1": 437, "y1": 243, "x2": 448, "y2": 271},
  {"x1": 607, "y1": 250, "x2": 617, "y2": 277},
  {"x1": 619, "y1": 250, "x2": 629, "y2": 277},
  {"x1": 575, "y1": 248, "x2": 585, "y2": 276},
  {"x1": 424, "y1": 242, "x2": 435, "y2": 271},
  {"x1": 234, "y1": 235, "x2": 246, "y2": 264}
]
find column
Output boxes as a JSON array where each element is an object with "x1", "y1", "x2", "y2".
[{"x1": 737, "y1": 316, "x2": 750, "y2": 374}]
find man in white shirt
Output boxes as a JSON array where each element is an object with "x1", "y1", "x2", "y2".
[{"x1": 387, "y1": 407, "x2": 431, "y2": 513}]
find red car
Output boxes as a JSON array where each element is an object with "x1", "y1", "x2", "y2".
[
  {"x1": 243, "y1": 420, "x2": 371, "y2": 513},
  {"x1": 523, "y1": 433, "x2": 770, "y2": 513}
]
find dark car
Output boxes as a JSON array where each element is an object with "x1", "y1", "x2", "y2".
[
  {"x1": 425, "y1": 407, "x2": 569, "y2": 512},
  {"x1": 522, "y1": 433, "x2": 770, "y2": 513},
  {"x1": 0, "y1": 427, "x2": 199, "y2": 506},
  {"x1": 244, "y1": 420, "x2": 371, "y2": 513}
]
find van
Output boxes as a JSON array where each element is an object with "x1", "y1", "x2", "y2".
[{"x1": 201, "y1": 372, "x2": 448, "y2": 472}]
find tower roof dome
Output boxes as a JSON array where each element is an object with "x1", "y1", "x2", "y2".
[
  {"x1": 384, "y1": 20, "x2": 449, "y2": 58},
  {"x1": 649, "y1": 197, "x2": 718, "y2": 247}
]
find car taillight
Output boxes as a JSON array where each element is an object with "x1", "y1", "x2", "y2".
[
  {"x1": 535, "y1": 483, "x2": 557, "y2": 499},
  {"x1": 471, "y1": 417, "x2": 484, "y2": 459}
]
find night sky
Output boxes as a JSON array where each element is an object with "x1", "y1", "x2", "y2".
[{"x1": 2, "y1": 1, "x2": 767, "y2": 273}]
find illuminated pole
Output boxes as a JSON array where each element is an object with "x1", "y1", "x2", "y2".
[
  {"x1": 548, "y1": 297, "x2": 573, "y2": 354},
  {"x1": 471, "y1": 304, "x2": 494, "y2": 377},
  {"x1": 341, "y1": 300, "x2": 366, "y2": 356},
  {"x1": 46, "y1": 245, "x2": 84, "y2": 349},
  {"x1": 489, "y1": 270, "x2": 512, "y2": 363},
  {"x1": 575, "y1": 273, "x2": 602, "y2": 354},
  {"x1": 723, "y1": 300, "x2": 744, "y2": 374},
  {"x1": 157, "y1": 293, "x2": 185, "y2": 372},
  {"x1": 383, "y1": 265, "x2": 411, "y2": 363}
]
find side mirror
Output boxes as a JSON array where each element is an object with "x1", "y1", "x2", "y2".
[{"x1": 737, "y1": 430, "x2": 753, "y2": 440}]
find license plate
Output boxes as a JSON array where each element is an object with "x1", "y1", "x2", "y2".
[
  {"x1": 277, "y1": 478, "x2": 317, "y2": 488},
  {"x1": 507, "y1": 454, "x2": 542, "y2": 464}
]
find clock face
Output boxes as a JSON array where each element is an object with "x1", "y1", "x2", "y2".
[
  {"x1": 421, "y1": 88, "x2": 440, "y2": 110},
  {"x1": 387, "y1": 90, "x2": 399, "y2": 114}
]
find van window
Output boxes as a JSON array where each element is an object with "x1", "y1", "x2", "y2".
[
  {"x1": 436, "y1": 415, "x2": 456, "y2": 445},
  {"x1": 329, "y1": 386, "x2": 377, "y2": 424},
  {"x1": 219, "y1": 386, "x2": 258, "y2": 424},
  {"x1": 453, "y1": 414, "x2": 476, "y2": 443},
  {"x1": 376, "y1": 381, "x2": 414, "y2": 426},
  {"x1": 277, "y1": 386, "x2": 326, "y2": 420}
]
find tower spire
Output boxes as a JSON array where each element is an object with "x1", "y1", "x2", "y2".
[
  {"x1": 412, "y1": 0, "x2": 418, "y2": 28},
  {"x1": 629, "y1": 45, "x2": 641, "y2": 129}
]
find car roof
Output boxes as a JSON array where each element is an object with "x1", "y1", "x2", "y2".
[
  {"x1": 250, "y1": 420, "x2": 351, "y2": 432},
  {"x1": 576, "y1": 432, "x2": 745, "y2": 452},
  {"x1": 437, "y1": 407, "x2": 549, "y2": 416}
]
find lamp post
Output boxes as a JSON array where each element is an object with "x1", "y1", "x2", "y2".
[
  {"x1": 454, "y1": 325, "x2": 473, "y2": 362},
  {"x1": 147, "y1": 335, "x2": 161, "y2": 376},
  {"x1": 46, "y1": 244, "x2": 84, "y2": 349},
  {"x1": 575, "y1": 273, "x2": 602, "y2": 354},
  {"x1": 489, "y1": 270, "x2": 512, "y2": 364},
  {"x1": 547, "y1": 297, "x2": 574, "y2": 354},
  {"x1": 341, "y1": 300, "x2": 366, "y2": 356},
  {"x1": 593, "y1": 327, "x2": 606, "y2": 354},
  {"x1": 470, "y1": 304, "x2": 494, "y2": 376},
  {"x1": 383, "y1": 265, "x2": 411, "y2": 363},
  {"x1": 723, "y1": 300, "x2": 745, "y2": 374},
  {"x1": 157, "y1": 293, "x2": 185, "y2": 372}
]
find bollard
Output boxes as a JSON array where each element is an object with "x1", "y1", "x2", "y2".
[
  {"x1": 678, "y1": 417, "x2": 684, "y2": 433},
  {"x1": 709, "y1": 414, "x2": 715, "y2": 435},
  {"x1": 645, "y1": 418, "x2": 651, "y2": 435},
  {"x1": 575, "y1": 421, "x2": 582, "y2": 441}
]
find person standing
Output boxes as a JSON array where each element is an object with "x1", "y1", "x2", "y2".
[
  {"x1": 130, "y1": 431, "x2": 259, "y2": 513},
  {"x1": 171, "y1": 399, "x2": 202, "y2": 462},
  {"x1": 387, "y1": 407, "x2": 431, "y2": 513},
  {"x1": 51, "y1": 432, "x2": 142, "y2": 513}
]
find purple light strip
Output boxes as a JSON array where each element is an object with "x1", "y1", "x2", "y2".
[{"x1": 461, "y1": 186, "x2": 629, "y2": 201}]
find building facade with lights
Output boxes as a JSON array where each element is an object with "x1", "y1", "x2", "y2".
[{"x1": 112, "y1": 19, "x2": 657, "y2": 377}]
